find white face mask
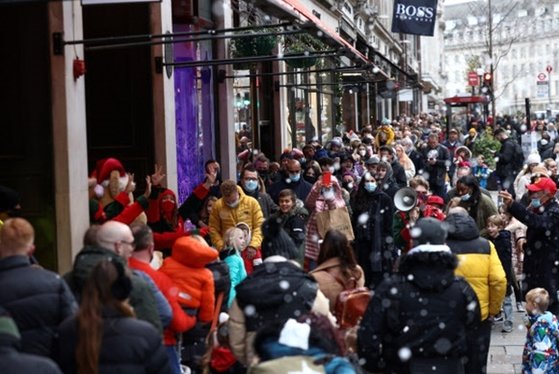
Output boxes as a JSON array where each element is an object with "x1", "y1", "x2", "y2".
[
  {"x1": 359, "y1": 150, "x2": 367, "y2": 157},
  {"x1": 328, "y1": 166, "x2": 335, "y2": 173}
]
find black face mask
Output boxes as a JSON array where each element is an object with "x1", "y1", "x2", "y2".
[
  {"x1": 258, "y1": 170, "x2": 269, "y2": 178},
  {"x1": 304, "y1": 175, "x2": 317, "y2": 184}
]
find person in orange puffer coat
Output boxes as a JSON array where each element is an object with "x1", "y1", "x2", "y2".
[
  {"x1": 159, "y1": 236, "x2": 218, "y2": 323},
  {"x1": 159, "y1": 236, "x2": 219, "y2": 371}
]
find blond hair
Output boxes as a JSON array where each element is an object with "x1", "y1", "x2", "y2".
[
  {"x1": 486, "y1": 214, "x2": 505, "y2": 229},
  {"x1": 0, "y1": 218, "x2": 34, "y2": 257},
  {"x1": 526, "y1": 287, "x2": 550, "y2": 312}
]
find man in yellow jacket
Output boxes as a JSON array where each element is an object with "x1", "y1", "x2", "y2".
[
  {"x1": 445, "y1": 207, "x2": 506, "y2": 374},
  {"x1": 209, "y1": 180, "x2": 264, "y2": 253}
]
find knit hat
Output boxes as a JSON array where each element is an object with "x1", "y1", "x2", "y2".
[
  {"x1": 0, "y1": 185, "x2": 20, "y2": 212},
  {"x1": 410, "y1": 217, "x2": 448, "y2": 246},
  {"x1": 261, "y1": 217, "x2": 299, "y2": 260},
  {"x1": 526, "y1": 153, "x2": 541, "y2": 165}
]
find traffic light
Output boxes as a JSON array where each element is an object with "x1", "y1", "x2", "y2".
[{"x1": 481, "y1": 72, "x2": 493, "y2": 97}]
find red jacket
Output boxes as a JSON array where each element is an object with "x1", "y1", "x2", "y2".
[
  {"x1": 128, "y1": 257, "x2": 196, "y2": 345},
  {"x1": 159, "y1": 236, "x2": 218, "y2": 323}
]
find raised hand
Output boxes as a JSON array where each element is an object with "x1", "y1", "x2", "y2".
[
  {"x1": 143, "y1": 176, "x2": 152, "y2": 198},
  {"x1": 151, "y1": 164, "x2": 166, "y2": 186}
]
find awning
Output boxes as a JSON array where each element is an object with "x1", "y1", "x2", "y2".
[
  {"x1": 262, "y1": 0, "x2": 390, "y2": 79},
  {"x1": 444, "y1": 95, "x2": 490, "y2": 105}
]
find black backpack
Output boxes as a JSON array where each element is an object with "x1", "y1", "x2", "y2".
[{"x1": 511, "y1": 141, "x2": 525, "y2": 172}]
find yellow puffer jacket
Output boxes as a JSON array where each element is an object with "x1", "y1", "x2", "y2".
[
  {"x1": 445, "y1": 213, "x2": 507, "y2": 321},
  {"x1": 209, "y1": 186, "x2": 264, "y2": 251}
]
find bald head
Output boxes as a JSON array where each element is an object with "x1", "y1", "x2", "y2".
[
  {"x1": 96, "y1": 221, "x2": 135, "y2": 259},
  {"x1": 0, "y1": 218, "x2": 34, "y2": 258}
]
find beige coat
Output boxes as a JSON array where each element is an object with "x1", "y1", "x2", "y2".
[{"x1": 309, "y1": 258, "x2": 365, "y2": 313}]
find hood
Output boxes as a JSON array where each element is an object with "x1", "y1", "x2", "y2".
[
  {"x1": 236, "y1": 262, "x2": 317, "y2": 311},
  {"x1": 171, "y1": 236, "x2": 218, "y2": 268},
  {"x1": 398, "y1": 250, "x2": 458, "y2": 291},
  {"x1": 445, "y1": 213, "x2": 480, "y2": 241},
  {"x1": 150, "y1": 188, "x2": 177, "y2": 223}
]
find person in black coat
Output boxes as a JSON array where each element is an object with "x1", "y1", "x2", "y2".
[
  {"x1": 267, "y1": 159, "x2": 312, "y2": 204},
  {"x1": 494, "y1": 128, "x2": 521, "y2": 191},
  {"x1": 57, "y1": 259, "x2": 171, "y2": 374},
  {"x1": 0, "y1": 307, "x2": 62, "y2": 374},
  {"x1": 421, "y1": 133, "x2": 450, "y2": 201},
  {"x1": 0, "y1": 218, "x2": 77, "y2": 358},
  {"x1": 351, "y1": 172, "x2": 394, "y2": 289},
  {"x1": 380, "y1": 145, "x2": 407, "y2": 188},
  {"x1": 500, "y1": 176, "x2": 559, "y2": 315},
  {"x1": 269, "y1": 189, "x2": 308, "y2": 260},
  {"x1": 357, "y1": 218, "x2": 480, "y2": 374}
]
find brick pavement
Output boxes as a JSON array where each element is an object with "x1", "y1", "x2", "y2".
[{"x1": 487, "y1": 304, "x2": 527, "y2": 374}]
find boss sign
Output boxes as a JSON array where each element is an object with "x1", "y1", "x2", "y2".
[{"x1": 391, "y1": 0, "x2": 438, "y2": 36}]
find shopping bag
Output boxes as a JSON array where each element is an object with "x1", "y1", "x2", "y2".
[{"x1": 315, "y1": 206, "x2": 354, "y2": 241}]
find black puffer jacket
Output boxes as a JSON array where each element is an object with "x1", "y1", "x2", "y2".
[
  {"x1": 357, "y1": 249, "x2": 480, "y2": 374},
  {"x1": 0, "y1": 256, "x2": 77, "y2": 358},
  {"x1": 0, "y1": 313, "x2": 62, "y2": 374},
  {"x1": 235, "y1": 261, "x2": 318, "y2": 332},
  {"x1": 56, "y1": 309, "x2": 171, "y2": 374}
]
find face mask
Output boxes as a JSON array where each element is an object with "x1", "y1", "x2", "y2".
[
  {"x1": 226, "y1": 199, "x2": 240, "y2": 208},
  {"x1": 161, "y1": 200, "x2": 175, "y2": 214},
  {"x1": 328, "y1": 166, "x2": 335, "y2": 173},
  {"x1": 333, "y1": 163, "x2": 340, "y2": 171},
  {"x1": 343, "y1": 182, "x2": 354, "y2": 190},
  {"x1": 258, "y1": 170, "x2": 269, "y2": 177},
  {"x1": 299, "y1": 158, "x2": 306, "y2": 164},
  {"x1": 244, "y1": 180, "x2": 258, "y2": 192},
  {"x1": 288, "y1": 173, "x2": 300, "y2": 183},
  {"x1": 531, "y1": 198, "x2": 541, "y2": 208},
  {"x1": 461, "y1": 193, "x2": 471, "y2": 201},
  {"x1": 381, "y1": 156, "x2": 389, "y2": 163},
  {"x1": 364, "y1": 182, "x2": 377, "y2": 192},
  {"x1": 541, "y1": 139, "x2": 549, "y2": 146},
  {"x1": 359, "y1": 150, "x2": 367, "y2": 157},
  {"x1": 304, "y1": 175, "x2": 317, "y2": 184}
]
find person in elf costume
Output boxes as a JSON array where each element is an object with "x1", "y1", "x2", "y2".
[
  {"x1": 89, "y1": 157, "x2": 150, "y2": 225},
  {"x1": 146, "y1": 165, "x2": 209, "y2": 257}
]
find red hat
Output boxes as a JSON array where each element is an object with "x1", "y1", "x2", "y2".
[
  {"x1": 527, "y1": 177, "x2": 557, "y2": 195},
  {"x1": 95, "y1": 158, "x2": 126, "y2": 183},
  {"x1": 426, "y1": 195, "x2": 444, "y2": 206}
]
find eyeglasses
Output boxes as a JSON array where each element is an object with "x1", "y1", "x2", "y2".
[{"x1": 118, "y1": 240, "x2": 136, "y2": 248}]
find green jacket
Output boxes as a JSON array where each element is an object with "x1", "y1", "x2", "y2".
[{"x1": 63, "y1": 245, "x2": 162, "y2": 333}]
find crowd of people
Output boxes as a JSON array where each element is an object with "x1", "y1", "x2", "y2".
[{"x1": 3, "y1": 113, "x2": 559, "y2": 373}]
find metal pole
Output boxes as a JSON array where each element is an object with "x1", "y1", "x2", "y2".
[{"x1": 488, "y1": 0, "x2": 496, "y2": 125}]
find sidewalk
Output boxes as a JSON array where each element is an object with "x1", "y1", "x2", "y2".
[{"x1": 487, "y1": 306, "x2": 526, "y2": 374}]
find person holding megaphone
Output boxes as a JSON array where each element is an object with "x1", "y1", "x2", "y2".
[{"x1": 393, "y1": 176, "x2": 446, "y2": 255}]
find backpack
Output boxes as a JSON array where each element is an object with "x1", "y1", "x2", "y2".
[
  {"x1": 326, "y1": 271, "x2": 372, "y2": 329},
  {"x1": 512, "y1": 141, "x2": 525, "y2": 172}
]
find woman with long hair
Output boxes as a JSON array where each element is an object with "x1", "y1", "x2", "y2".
[
  {"x1": 448, "y1": 174, "x2": 498, "y2": 236},
  {"x1": 57, "y1": 259, "x2": 170, "y2": 374},
  {"x1": 310, "y1": 229, "x2": 365, "y2": 314}
]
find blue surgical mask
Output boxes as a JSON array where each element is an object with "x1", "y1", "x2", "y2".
[
  {"x1": 461, "y1": 193, "x2": 471, "y2": 201},
  {"x1": 289, "y1": 173, "x2": 301, "y2": 182},
  {"x1": 244, "y1": 180, "x2": 258, "y2": 192},
  {"x1": 226, "y1": 199, "x2": 240, "y2": 209},
  {"x1": 364, "y1": 182, "x2": 377, "y2": 192},
  {"x1": 531, "y1": 198, "x2": 541, "y2": 208}
]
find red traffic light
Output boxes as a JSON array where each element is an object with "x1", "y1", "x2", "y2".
[{"x1": 483, "y1": 72, "x2": 492, "y2": 84}]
